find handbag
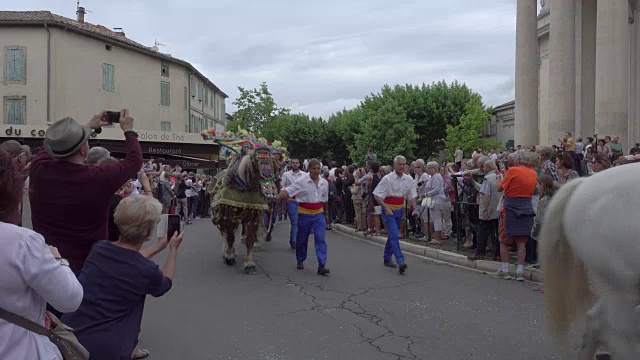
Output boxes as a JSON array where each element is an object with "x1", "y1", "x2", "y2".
[
  {"x1": 0, "y1": 307, "x2": 89, "y2": 360},
  {"x1": 421, "y1": 197, "x2": 435, "y2": 209}
]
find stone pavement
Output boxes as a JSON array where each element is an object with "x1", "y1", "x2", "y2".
[{"x1": 332, "y1": 224, "x2": 544, "y2": 283}]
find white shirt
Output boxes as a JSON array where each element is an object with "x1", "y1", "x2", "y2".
[
  {"x1": 285, "y1": 173, "x2": 329, "y2": 203},
  {"x1": 281, "y1": 170, "x2": 307, "y2": 189},
  {"x1": 490, "y1": 153, "x2": 498, "y2": 160},
  {"x1": 373, "y1": 172, "x2": 418, "y2": 200},
  {"x1": 328, "y1": 168, "x2": 336, "y2": 181},
  {"x1": 0, "y1": 223, "x2": 83, "y2": 360},
  {"x1": 414, "y1": 172, "x2": 430, "y2": 196},
  {"x1": 130, "y1": 179, "x2": 142, "y2": 196}
]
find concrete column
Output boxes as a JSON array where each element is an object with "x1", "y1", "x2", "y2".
[
  {"x1": 514, "y1": 0, "x2": 539, "y2": 147},
  {"x1": 580, "y1": 0, "x2": 597, "y2": 139},
  {"x1": 548, "y1": 0, "x2": 576, "y2": 145},
  {"x1": 595, "y1": 0, "x2": 630, "y2": 150}
]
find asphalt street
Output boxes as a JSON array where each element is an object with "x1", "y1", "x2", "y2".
[{"x1": 141, "y1": 218, "x2": 558, "y2": 360}]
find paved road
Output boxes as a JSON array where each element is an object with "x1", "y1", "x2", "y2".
[{"x1": 141, "y1": 219, "x2": 558, "y2": 360}]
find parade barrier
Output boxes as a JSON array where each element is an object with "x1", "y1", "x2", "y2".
[{"x1": 332, "y1": 223, "x2": 544, "y2": 282}]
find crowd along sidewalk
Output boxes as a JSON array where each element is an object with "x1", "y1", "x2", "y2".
[{"x1": 332, "y1": 224, "x2": 544, "y2": 283}]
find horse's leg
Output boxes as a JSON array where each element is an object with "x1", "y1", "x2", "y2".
[
  {"x1": 600, "y1": 290, "x2": 639, "y2": 360},
  {"x1": 222, "y1": 223, "x2": 237, "y2": 266},
  {"x1": 243, "y1": 225, "x2": 258, "y2": 274},
  {"x1": 577, "y1": 300, "x2": 603, "y2": 360},
  {"x1": 240, "y1": 223, "x2": 247, "y2": 244}
]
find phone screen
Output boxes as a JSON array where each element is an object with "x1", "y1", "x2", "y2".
[{"x1": 167, "y1": 215, "x2": 181, "y2": 238}]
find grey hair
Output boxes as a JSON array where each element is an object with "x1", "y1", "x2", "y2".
[
  {"x1": 114, "y1": 196, "x2": 163, "y2": 245},
  {"x1": 484, "y1": 160, "x2": 497, "y2": 170},
  {"x1": 426, "y1": 161, "x2": 439, "y2": 171},
  {"x1": 537, "y1": 146, "x2": 553, "y2": 159},
  {"x1": 86, "y1": 146, "x2": 110, "y2": 165},
  {"x1": 516, "y1": 151, "x2": 529, "y2": 165},
  {"x1": 414, "y1": 159, "x2": 425, "y2": 169},
  {"x1": 393, "y1": 155, "x2": 407, "y2": 165}
]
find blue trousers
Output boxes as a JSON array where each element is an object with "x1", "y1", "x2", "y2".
[
  {"x1": 296, "y1": 212, "x2": 327, "y2": 269},
  {"x1": 262, "y1": 209, "x2": 278, "y2": 229},
  {"x1": 286, "y1": 199, "x2": 299, "y2": 246},
  {"x1": 381, "y1": 208, "x2": 406, "y2": 265}
]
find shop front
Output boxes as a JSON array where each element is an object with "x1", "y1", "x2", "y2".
[{"x1": 0, "y1": 125, "x2": 224, "y2": 172}]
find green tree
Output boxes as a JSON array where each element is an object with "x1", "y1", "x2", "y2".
[
  {"x1": 444, "y1": 98, "x2": 500, "y2": 158},
  {"x1": 353, "y1": 100, "x2": 417, "y2": 165},
  {"x1": 229, "y1": 82, "x2": 289, "y2": 135}
]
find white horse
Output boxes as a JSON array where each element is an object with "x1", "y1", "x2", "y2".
[{"x1": 540, "y1": 163, "x2": 640, "y2": 359}]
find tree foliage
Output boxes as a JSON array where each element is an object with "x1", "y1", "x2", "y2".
[
  {"x1": 228, "y1": 80, "x2": 490, "y2": 166},
  {"x1": 444, "y1": 98, "x2": 500, "y2": 158},
  {"x1": 229, "y1": 82, "x2": 289, "y2": 135}
]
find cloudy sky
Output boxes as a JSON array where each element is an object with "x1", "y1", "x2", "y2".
[{"x1": 15, "y1": 0, "x2": 525, "y2": 118}]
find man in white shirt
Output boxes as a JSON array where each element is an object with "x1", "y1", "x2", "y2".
[
  {"x1": 373, "y1": 155, "x2": 417, "y2": 275},
  {"x1": 281, "y1": 158, "x2": 307, "y2": 249},
  {"x1": 278, "y1": 159, "x2": 330, "y2": 276}
]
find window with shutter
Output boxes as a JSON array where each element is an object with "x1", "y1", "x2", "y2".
[
  {"x1": 198, "y1": 82, "x2": 203, "y2": 101},
  {"x1": 4, "y1": 97, "x2": 26, "y2": 125},
  {"x1": 161, "y1": 81, "x2": 170, "y2": 106},
  {"x1": 205, "y1": 88, "x2": 209, "y2": 106},
  {"x1": 161, "y1": 121, "x2": 171, "y2": 131},
  {"x1": 190, "y1": 78, "x2": 196, "y2": 98},
  {"x1": 184, "y1": 87, "x2": 188, "y2": 110},
  {"x1": 161, "y1": 63, "x2": 169, "y2": 77},
  {"x1": 102, "y1": 64, "x2": 114, "y2": 92},
  {"x1": 5, "y1": 48, "x2": 26, "y2": 83}
]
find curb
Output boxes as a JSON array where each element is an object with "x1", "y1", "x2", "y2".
[{"x1": 332, "y1": 224, "x2": 543, "y2": 283}]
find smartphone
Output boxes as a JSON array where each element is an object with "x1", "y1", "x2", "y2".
[
  {"x1": 105, "y1": 111, "x2": 120, "y2": 123},
  {"x1": 167, "y1": 215, "x2": 181, "y2": 238}
]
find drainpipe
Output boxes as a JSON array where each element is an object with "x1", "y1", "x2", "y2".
[
  {"x1": 44, "y1": 23, "x2": 51, "y2": 124},
  {"x1": 188, "y1": 71, "x2": 195, "y2": 132}
]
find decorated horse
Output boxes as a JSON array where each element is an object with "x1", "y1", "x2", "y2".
[
  {"x1": 202, "y1": 129, "x2": 283, "y2": 274},
  {"x1": 540, "y1": 163, "x2": 640, "y2": 359}
]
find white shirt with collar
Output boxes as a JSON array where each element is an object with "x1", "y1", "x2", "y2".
[
  {"x1": 373, "y1": 172, "x2": 418, "y2": 200},
  {"x1": 285, "y1": 173, "x2": 329, "y2": 203},
  {"x1": 281, "y1": 169, "x2": 307, "y2": 189}
]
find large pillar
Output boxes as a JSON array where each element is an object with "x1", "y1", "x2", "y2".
[
  {"x1": 548, "y1": 0, "x2": 576, "y2": 145},
  {"x1": 579, "y1": 0, "x2": 597, "y2": 139},
  {"x1": 514, "y1": 0, "x2": 539, "y2": 147},
  {"x1": 595, "y1": 0, "x2": 630, "y2": 150}
]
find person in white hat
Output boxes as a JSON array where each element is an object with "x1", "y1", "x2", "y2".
[{"x1": 29, "y1": 110, "x2": 144, "y2": 278}]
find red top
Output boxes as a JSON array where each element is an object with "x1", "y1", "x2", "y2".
[
  {"x1": 29, "y1": 132, "x2": 143, "y2": 275},
  {"x1": 383, "y1": 197, "x2": 404, "y2": 205},
  {"x1": 500, "y1": 166, "x2": 537, "y2": 198},
  {"x1": 299, "y1": 202, "x2": 323, "y2": 210}
]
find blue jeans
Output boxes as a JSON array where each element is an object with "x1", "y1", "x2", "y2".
[
  {"x1": 381, "y1": 208, "x2": 406, "y2": 265},
  {"x1": 296, "y1": 213, "x2": 327, "y2": 269},
  {"x1": 286, "y1": 199, "x2": 299, "y2": 246},
  {"x1": 262, "y1": 209, "x2": 278, "y2": 229}
]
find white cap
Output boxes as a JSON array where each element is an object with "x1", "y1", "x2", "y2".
[{"x1": 185, "y1": 179, "x2": 193, "y2": 186}]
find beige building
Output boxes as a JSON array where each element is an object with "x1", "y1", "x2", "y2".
[
  {"x1": 514, "y1": 0, "x2": 640, "y2": 152},
  {"x1": 0, "y1": 10, "x2": 228, "y2": 169},
  {"x1": 483, "y1": 100, "x2": 515, "y2": 148}
]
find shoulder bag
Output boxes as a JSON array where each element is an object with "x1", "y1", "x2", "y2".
[{"x1": 0, "y1": 307, "x2": 89, "y2": 360}]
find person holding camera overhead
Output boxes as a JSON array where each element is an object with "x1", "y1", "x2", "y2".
[{"x1": 29, "y1": 110, "x2": 143, "y2": 278}]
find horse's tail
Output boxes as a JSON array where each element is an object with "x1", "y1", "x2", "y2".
[{"x1": 540, "y1": 178, "x2": 592, "y2": 353}]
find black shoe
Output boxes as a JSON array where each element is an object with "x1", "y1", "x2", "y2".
[
  {"x1": 297, "y1": 262, "x2": 304, "y2": 270},
  {"x1": 290, "y1": 242, "x2": 296, "y2": 250},
  {"x1": 398, "y1": 263, "x2": 408, "y2": 275},
  {"x1": 384, "y1": 260, "x2": 398, "y2": 268},
  {"x1": 317, "y1": 267, "x2": 330, "y2": 276}
]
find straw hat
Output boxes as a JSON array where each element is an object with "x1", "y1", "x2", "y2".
[{"x1": 44, "y1": 117, "x2": 91, "y2": 158}]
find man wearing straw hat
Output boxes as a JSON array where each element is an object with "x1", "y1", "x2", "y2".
[{"x1": 29, "y1": 110, "x2": 143, "y2": 276}]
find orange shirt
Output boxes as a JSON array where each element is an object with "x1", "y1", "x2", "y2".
[{"x1": 500, "y1": 166, "x2": 537, "y2": 198}]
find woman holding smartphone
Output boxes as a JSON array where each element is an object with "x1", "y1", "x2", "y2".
[{"x1": 62, "y1": 196, "x2": 184, "y2": 360}]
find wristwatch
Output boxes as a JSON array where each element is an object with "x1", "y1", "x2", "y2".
[{"x1": 55, "y1": 257, "x2": 70, "y2": 267}]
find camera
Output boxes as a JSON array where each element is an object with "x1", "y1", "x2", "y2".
[{"x1": 104, "y1": 111, "x2": 121, "y2": 123}]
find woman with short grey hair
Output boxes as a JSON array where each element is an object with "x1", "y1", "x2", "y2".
[
  {"x1": 62, "y1": 196, "x2": 184, "y2": 360},
  {"x1": 423, "y1": 161, "x2": 447, "y2": 244}
]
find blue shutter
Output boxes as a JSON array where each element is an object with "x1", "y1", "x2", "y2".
[
  {"x1": 7, "y1": 99, "x2": 25, "y2": 125},
  {"x1": 161, "y1": 82, "x2": 170, "y2": 106},
  {"x1": 6, "y1": 49, "x2": 25, "y2": 81},
  {"x1": 102, "y1": 64, "x2": 114, "y2": 92}
]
